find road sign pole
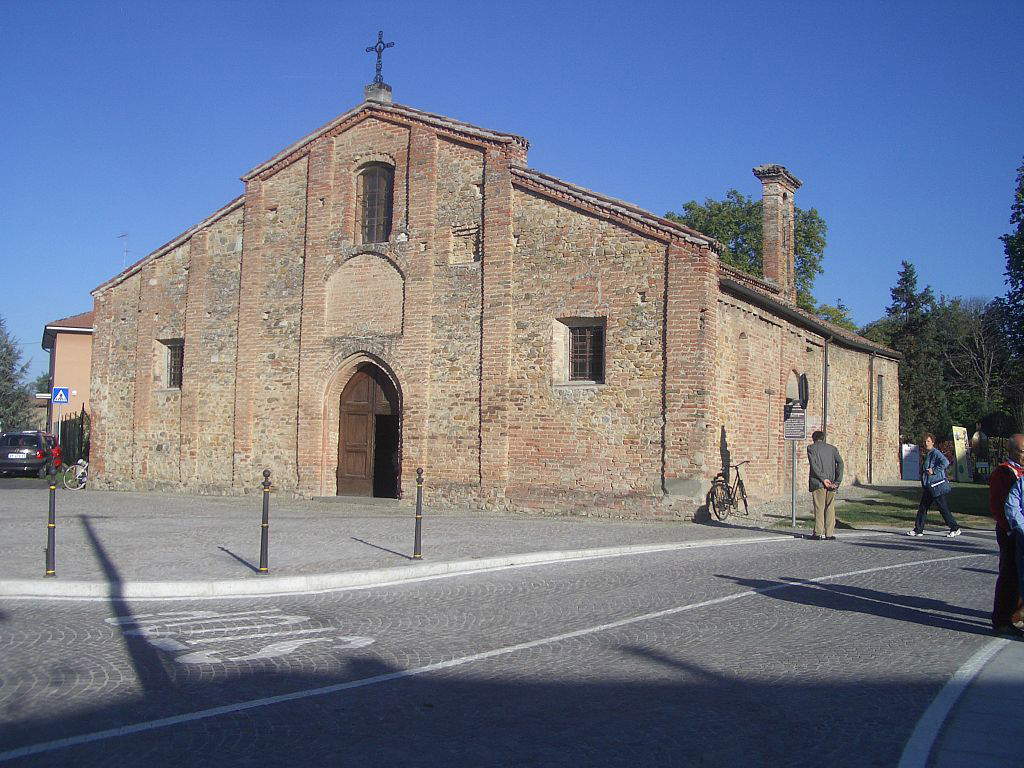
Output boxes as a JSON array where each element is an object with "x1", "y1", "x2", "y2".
[{"x1": 791, "y1": 439, "x2": 797, "y2": 528}]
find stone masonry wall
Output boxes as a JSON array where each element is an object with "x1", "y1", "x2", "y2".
[
  {"x1": 505, "y1": 187, "x2": 667, "y2": 512},
  {"x1": 89, "y1": 102, "x2": 899, "y2": 516},
  {"x1": 714, "y1": 291, "x2": 900, "y2": 507},
  {"x1": 90, "y1": 272, "x2": 141, "y2": 485},
  {"x1": 181, "y1": 209, "x2": 243, "y2": 490},
  {"x1": 135, "y1": 241, "x2": 190, "y2": 485},
  {"x1": 233, "y1": 158, "x2": 307, "y2": 490},
  {"x1": 427, "y1": 138, "x2": 484, "y2": 489}
]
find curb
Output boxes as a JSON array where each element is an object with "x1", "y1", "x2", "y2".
[{"x1": 0, "y1": 533, "x2": 803, "y2": 600}]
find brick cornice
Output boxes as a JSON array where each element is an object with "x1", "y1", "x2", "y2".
[
  {"x1": 510, "y1": 166, "x2": 720, "y2": 249},
  {"x1": 91, "y1": 196, "x2": 245, "y2": 297},
  {"x1": 242, "y1": 102, "x2": 527, "y2": 183}
]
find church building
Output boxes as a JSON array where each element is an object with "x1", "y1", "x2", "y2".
[{"x1": 89, "y1": 71, "x2": 900, "y2": 515}]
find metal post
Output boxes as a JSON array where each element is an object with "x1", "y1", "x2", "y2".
[
  {"x1": 259, "y1": 469, "x2": 271, "y2": 574},
  {"x1": 790, "y1": 440, "x2": 797, "y2": 528},
  {"x1": 413, "y1": 468, "x2": 423, "y2": 560},
  {"x1": 45, "y1": 464, "x2": 56, "y2": 577}
]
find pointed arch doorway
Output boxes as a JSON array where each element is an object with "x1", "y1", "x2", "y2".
[{"x1": 336, "y1": 363, "x2": 401, "y2": 498}]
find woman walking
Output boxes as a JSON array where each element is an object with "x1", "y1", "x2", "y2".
[{"x1": 907, "y1": 433, "x2": 962, "y2": 538}]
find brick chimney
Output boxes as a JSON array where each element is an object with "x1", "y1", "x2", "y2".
[{"x1": 753, "y1": 164, "x2": 802, "y2": 302}]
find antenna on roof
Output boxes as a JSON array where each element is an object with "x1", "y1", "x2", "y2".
[{"x1": 117, "y1": 232, "x2": 129, "y2": 269}]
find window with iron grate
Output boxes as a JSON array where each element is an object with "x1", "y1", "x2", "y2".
[
  {"x1": 164, "y1": 340, "x2": 184, "y2": 389},
  {"x1": 357, "y1": 164, "x2": 394, "y2": 244},
  {"x1": 568, "y1": 325, "x2": 605, "y2": 383}
]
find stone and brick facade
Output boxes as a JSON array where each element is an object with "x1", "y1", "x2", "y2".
[{"x1": 89, "y1": 88, "x2": 900, "y2": 515}]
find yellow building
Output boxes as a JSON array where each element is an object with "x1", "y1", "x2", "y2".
[{"x1": 41, "y1": 311, "x2": 94, "y2": 430}]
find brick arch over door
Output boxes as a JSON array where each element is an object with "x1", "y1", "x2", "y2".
[{"x1": 320, "y1": 353, "x2": 404, "y2": 497}]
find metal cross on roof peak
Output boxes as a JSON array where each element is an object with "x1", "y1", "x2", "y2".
[{"x1": 365, "y1": 30, "x2": 395, "y2": 85}]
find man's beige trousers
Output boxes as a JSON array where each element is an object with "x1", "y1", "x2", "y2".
[{"x1": 812, "y1": 488, "x2": 837, "y2": 537}]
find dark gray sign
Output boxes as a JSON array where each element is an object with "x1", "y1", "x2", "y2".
[{"x1": 784, "y1": 402, "x2": 806, "y2": 440}]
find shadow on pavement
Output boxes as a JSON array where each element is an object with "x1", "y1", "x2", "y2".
[
  {"x1": 351, "y1": 537, "x2": 414, "y2": 561},
  {"x1": 715, "y1": 572, "x2": 992, "y2": 634},
  {"x1": 0, "y1": 638, "x2": 959, "y2": 768},
  {"x1": 79, "y1": 515, "x2": 176, "y2": 695},
  {"x1": 217, "y1": 546, "x2": 260, "y2": 573}
]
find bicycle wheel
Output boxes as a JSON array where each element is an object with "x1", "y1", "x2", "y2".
[
  {"x1": 735, "y1": 479, "x2": 749, "y2": 516},
  {"x1": 63, "y1": 465, "x2": 87, "y2": 490},
  {"x1": 708, "y1": 481, "x2": 732, "y2": 521}
]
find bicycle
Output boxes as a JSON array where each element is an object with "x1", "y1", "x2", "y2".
[
  {"x1": 706, "y1": 460, "x2": 750, "y2": 521},
  {"x1": 62, "y1": 459, "x2": 88, "y2": 490}
]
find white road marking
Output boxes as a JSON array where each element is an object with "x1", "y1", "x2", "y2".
[
  {"x1": 0, "y1": 551, "x2": 984, "y2": 761},
  {"x1": 131, "y1": 615, "x2": 308, "y2": 638},
  {"x1": 176, "y1": 636, "x2": 375, "y2": 664},
  {"x1": 147, "y1": 638, "x2": 191, "y2": 652},
  {"x1": 189, "y1": 626, "x2": 342, "y2": 644},
  {"x1": 106, "y1": 609, "x2": 279, "y2": 628},
  {"x1": 896, "y1": 638, "x2": 1010, "y2": 768}
]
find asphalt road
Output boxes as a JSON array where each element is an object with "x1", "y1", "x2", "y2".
[{"x1": 0, "y1": 530, "x2": 1000, "y2": 767}]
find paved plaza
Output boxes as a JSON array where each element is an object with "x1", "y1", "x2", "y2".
[
  {"x1": 0, "y1": 484, "x2": 795, "y2": 591},
  {"x1": 0, "y1": 484, "x2": 1021, "y2": 767}
]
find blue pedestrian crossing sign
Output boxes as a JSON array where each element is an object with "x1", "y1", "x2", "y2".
[{"x1": 51, "y1": 387, "x2": 70, "y2": 404}]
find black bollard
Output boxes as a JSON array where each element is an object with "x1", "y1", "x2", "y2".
[
  {"x1": 259, "y1": 469, "x2": 271, "y2": 574},
  {"x1": 413, "y1": 467, "x2": 424, "y2": 560},
  {"x1": 45, "y1": 464, "x2": 56, "y2": 577}
]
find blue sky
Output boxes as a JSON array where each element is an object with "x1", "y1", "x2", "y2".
[{"x1": 2, "y1": 0, "x2": 1021, "y2": 381}]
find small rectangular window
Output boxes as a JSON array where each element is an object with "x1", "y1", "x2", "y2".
[
  {"x1": 165, "y1": 340, "x2": 184, "y2": 389},
  {"x1": 569, "y1": 325, "x2": 605, "y2": 383},
  {"x1": 876, "y1": 373, "x2": 884, "y2": 421}
]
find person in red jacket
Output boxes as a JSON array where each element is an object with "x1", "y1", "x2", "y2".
[{"x1": 990, "y1": 433, "x2": 1024, "y2": 638}]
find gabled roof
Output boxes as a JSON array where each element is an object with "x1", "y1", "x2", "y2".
[
  {"x1": 91, "y1": 196, "x2": 245, "y2": 296},
  {"x1": 718, "y1": 265, "x2": 900, "y2": 359},
  {"x1": 511, "y1": 166, "x2": 720, "y2": 248},
  {"x1": 241, "y1": 101, "x2": 530, "y2": 182},
  {"x1": 42, "y1": 310, "x2": 95, "y2": 351},
  {"x1": 45, "y1": 311, "x2": 94, "y2": 330}
]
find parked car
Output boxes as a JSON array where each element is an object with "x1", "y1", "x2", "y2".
[{"x1": 0, "y1": 431, "x2": 60, "y2": 478}]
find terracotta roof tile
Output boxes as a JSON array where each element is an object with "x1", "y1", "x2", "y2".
[{"x1": 46, "y1": 311, "x2": 94, "y2": 329}]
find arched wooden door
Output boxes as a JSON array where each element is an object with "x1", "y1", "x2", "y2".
[{"x1": 337, "y1": 365, "x2": 400, "y2": 497}]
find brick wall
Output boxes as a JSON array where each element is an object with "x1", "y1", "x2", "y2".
[
  {"x1": 714, "y1": 290, "x2": 900, "y2": 503},
  {"x1": 181, "y1": 209, "x2": 243, "y2": 489},
  {"x1": 505, "y1": 187, "x2": 668, "y2": 511},
  {"x1": 90, "y1": 272, "x2": 141, "y2": 485},
  {"x1": 89, "y1": 100, "x2": 900, "y2": 516}
]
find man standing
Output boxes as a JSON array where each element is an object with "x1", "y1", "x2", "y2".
[
  {"x1": 994, "y1": 434, "x2": 1024, "y2": 638},
  {"x1": 807, "y1": 430, "x2": 844, "y2": 541}
]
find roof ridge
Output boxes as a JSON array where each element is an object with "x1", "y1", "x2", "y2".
[
  {"x1": 241, "y1": 101, "x2": 529, "y2": 182},
  {"x1": 46, "y1": 310, "x2": 94, "y2": 328},
  {"x1": 511, "y1": 165, "x2": 719, "y2": 247},
  {"x1": 92, "y1": 196, "x2": 245, "y2": 296}
]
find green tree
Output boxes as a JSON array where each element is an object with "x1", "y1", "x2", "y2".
[
  {"x1": 815, "y1": 299, "x2": 857, "y2": 331},
  {"x1": 666, "y1": 189, "x2": 827, "y2": 310},
  {"x1": 999, "y1": 158, "x2": 1024, "y2": 356},
  {"x1": 28, "y1": 372, "x2": 50, "y2": 395},
  {"x1": 885, "y1": 261, "x2": 948, "y2": 440},
  {"x1": 859, "y1": 316, "x2": 900, "y2": 347},
  {"x1": 934, "y1": 297, "x2": 1012, "y2": 428},
  {"x1": 0, "y1": 315, "x2": 31, "y2": 432}
]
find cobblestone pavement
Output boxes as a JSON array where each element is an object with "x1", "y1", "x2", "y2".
[
  {"x1": 0, "y1": 486, "x2": 794, "y2": 583},
  {"x1": 0, "y1": 529, "x2": 1007, "y2": 767}
]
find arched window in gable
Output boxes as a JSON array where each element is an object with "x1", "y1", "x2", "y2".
[{"x1": 357, "y1": 163, "x2": 394, "y2": 244}]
